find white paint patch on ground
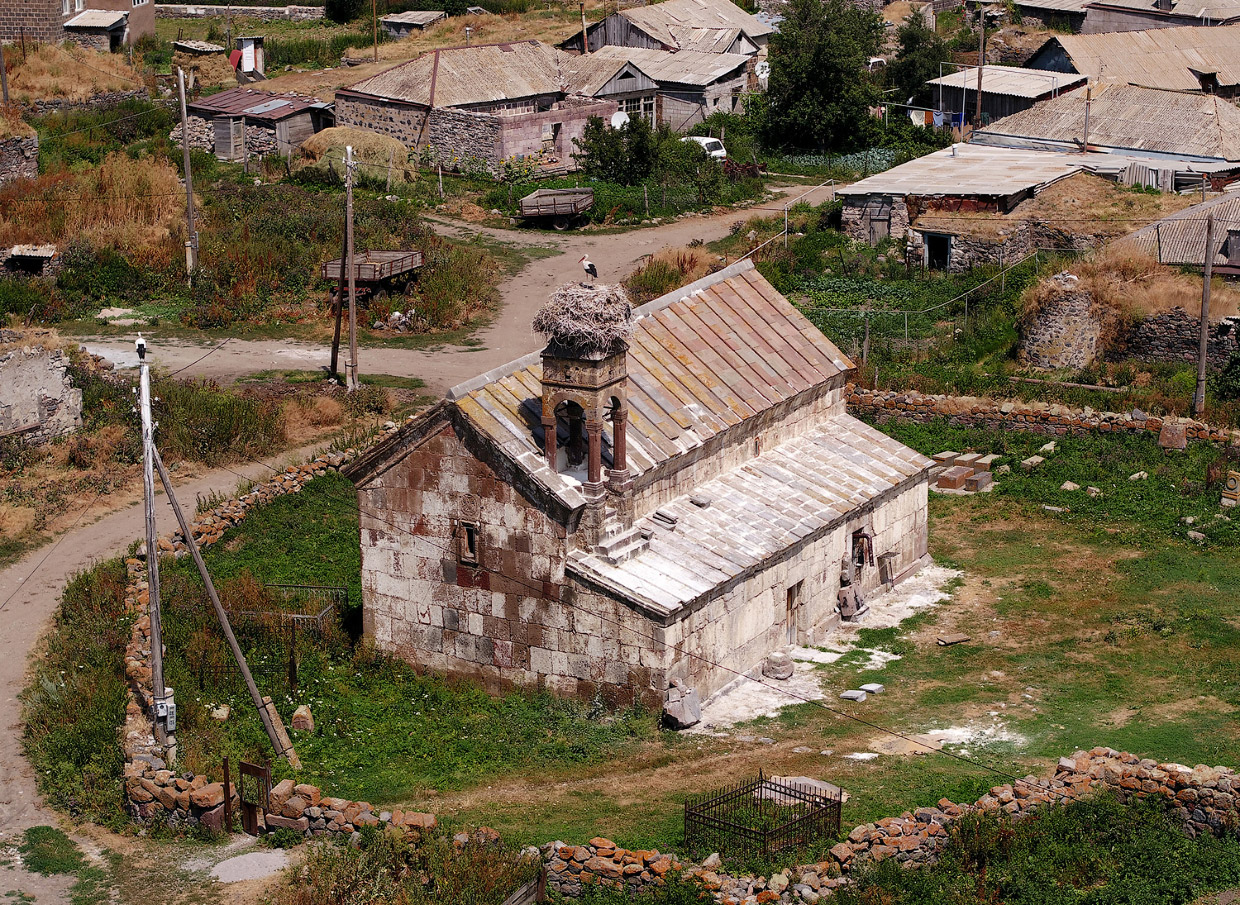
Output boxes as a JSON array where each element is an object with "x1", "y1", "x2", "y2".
[
  {"x1": 684, "y1": 564, "x2": 960, "y2": 733},
  {"x1": 845, "y1": 752, "x2": 880, "y2": 761},
  {"x1": 923, "y1": 720, "x2": 1027, "y2": 750},
  {"x1": 209, "y1": 849, "x2": 290, "y2": 883}
]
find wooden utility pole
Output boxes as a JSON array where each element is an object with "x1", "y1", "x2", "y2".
[
  {"x1": 137, "y1": 336, "x2": 168, "y2": 747},
  {"x1": 580, "y1": 1, "x2": 589, "y2": 53},
  {"x1": 1081, "y1": 84, "x2": 1091, "y2": 152},
  {"x1": 1194, "y1": 213, "x2": 1216, "y2": 415},
  {"x1": 0, "y1": 45, "x2": 9, "y2": 105},
  {"x1": 152, "y1": 448, "x2": 300, "y2": 768},
  {"x1": 372, "y1": 0, "x2": 378, "y2": 62},
  {"x1": 329, "y1": 192, "x2": 347, "y2": 380},
  {"x1": 974, "y1": 16, "x2": 985, "y2": 135},
  {"x1": 345, "y1": 146, "x2": 359, "y2": 393},
  {"x1": 177, "y1": 69, "x2": 199, "y2": 277}
]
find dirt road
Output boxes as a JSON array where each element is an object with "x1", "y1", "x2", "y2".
[{"x1": 82, "y1": 184, "x2": 837, "y2": 396}]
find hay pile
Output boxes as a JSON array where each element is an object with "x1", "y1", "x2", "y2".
[
  {"x1": 533, "y1": 283, "x2": 633, "y2": 356},
  {"x1": 300, "y1": 126, "x2": 416, "y2": 184},
  {"x1": 173, "y1": 51, "x2": 237, "y2": 90}
]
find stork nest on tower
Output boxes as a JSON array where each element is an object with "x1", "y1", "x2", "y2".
[{"x1": 533, "y1": 282, "x2": 634, "y2": 357}]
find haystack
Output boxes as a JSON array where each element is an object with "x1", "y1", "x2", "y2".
[
  {"x1": 533, "y1": 283, "x2": 633, "y2": 356},
  {"x1": 172, "y1": 50, "x2": 237, "y2": 90},
  {"x1": 300, "y1": 127, "x2": 416, "y2": 184}
]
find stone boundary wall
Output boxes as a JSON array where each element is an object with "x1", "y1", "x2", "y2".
[
  {"x1": 155, "y1": 4, "x2": 324, "y2": 20},
  {"x1": 0, "y1": 136, "x2": 38, "y2": 186},
  {"x1": 26, "y1": 89, "x2": 151, "y2": 116},
  {"x1": 120, "y1": 423, "x2": 438, "y2": 838},
  {"x1": 1108, "y1": 307, "x2": 1239, "y2": 369},
  {"x1": 845, "y1": 385, "x2": 1238, "y2": 446},
  {"x1": 546, "y1": 748, "x2": 1240, "y2": 901},
  {"x1": 0, "y1": 346, "x2": 82, "y2": 443}
]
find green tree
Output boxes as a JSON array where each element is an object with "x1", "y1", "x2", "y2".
[
  {"x1": 325, "y1": 0, "x2": 366, "y2": 23},
  {"x1": 571, "y1": 115, "x2": 659, "y2": 185},
  {"x1": 761, "y1": 0, "x2": 883, "y2": 151},
  {"x1": 886, "y1": 10, "x2": 950, "y2": 106}
]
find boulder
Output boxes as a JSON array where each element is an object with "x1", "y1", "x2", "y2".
[
  {"x1": 190, "y1": 782, "x2": 225, "y2": 809},
  {"x1": 762, "y1": 650, "x2": 795, "y2": 680},
  {"x1": 292, "y1": 704, "x2": 314, "y2": 732}
]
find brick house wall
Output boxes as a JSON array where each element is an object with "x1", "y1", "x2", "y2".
[{"x1": 0, "y1": 0, "x2": 68, "y2": 43}]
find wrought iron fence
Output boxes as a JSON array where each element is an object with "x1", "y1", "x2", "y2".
[
  {"x1": 683, "y1": 770, "x2": 842, "y2": 859},
  {"x1": 225, "y1": 584, "x2": 346, "y2": 633}
]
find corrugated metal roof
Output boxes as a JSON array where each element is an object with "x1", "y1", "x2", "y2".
[
  {"x1": 447, "y1": 261, "x2": 855, "y2": 512},
  {"x1": 978, "y1": 82, "x2": 1240, "y2": 160},
  {"x1": 668, "y1": 26, "x2": 744, "y2": 54},
  {"x1": 1043, "y1": 24, "x2": 1240, "y2": 91},
  {"x1": 1016, "y1": 0, "x2": 1093, "y2": 13},
  {"x1": 187, "y1": 87, "x2": 320, "y2": 121},
  {"x1": 64, "y1": 9, "x2": 126, "y2": 28},
  {"x1": 380, "y1": 10, "x2": 447, "y2": 25},
  {"x1": 620, "y1": 0, "x2": 773, "y2": 48},
  {"x1": 1123, "y1": 192, "x2": 1240, "y2": 265},
  {"x1": 578, "y1": 45, "x2": 749, "y2": 88},
  {"x1": 1086, "y1": 0, "x2": 1240, "y2": 20},
  {"x1": 838, "y1": 144, "x2": 1095, "y2": 199},
  {"x1": 926, "y1": 65, "x2": 1085, "y2": 99},
  {"x1": 560, "y1": 52, "x2": 634, "y2": 96},
  {"x1": 568, "y1": 417, "x2": 930, "y2": 614},
  {"x1": 344, "y1": 40, "x2": 567, "y2": 107}
]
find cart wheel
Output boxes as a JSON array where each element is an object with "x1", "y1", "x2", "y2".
[{"x1": 553, "y1": 216, "x2": 570, "y2": 231}]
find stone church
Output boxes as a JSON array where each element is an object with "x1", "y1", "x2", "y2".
[{"x1": 346, "y1": 261, "x2": 931, "y2": 709}]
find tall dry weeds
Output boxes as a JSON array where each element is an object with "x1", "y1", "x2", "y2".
[
  {"x1": 0, "y1": 152, "x2": 183, "y2": 248},
  {"x1": 8, "y1": 43, "x2": 145, "y2": 102}
]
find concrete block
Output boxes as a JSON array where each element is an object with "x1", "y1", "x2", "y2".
[
  {"x1": 937, "y1": 465, "x2": 973, "y2": 490},
  {"x1": 965, "y1": 472, "x2": 993, "y2": 492},
  {"x1": 976, "y1": 454, "x2": 1001, "y2": 471},
  {"x1": 840, "y1": 690, "x2": 867, "y2": 702},
  {"x1": 859, "y1": 683, "x2": 885, "y2": 694}
]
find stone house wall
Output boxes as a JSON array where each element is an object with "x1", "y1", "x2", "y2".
[
  {"x1": 0, "y1": 0, "x2": 66, "y2": 43},
  {"x1": 66, "y1": 30, "x2": 112, "y2": 52},
  {"x1": 1108, "y1": 307, "x2": 1239, "y2": 368},
  {"x1": 0, "y1": 136, "x2": 39, "y2": 186},
  {"x1": 335, "y1": 93, "x2": 430, "y2": 150},
  {"x1": 427, "y1": 107, "x2": 503, "y2": 168},
  {"x1": 842, "y1": 195, "x2": 913, "y2": 243},
  {"x1": 0, "y1": 347, "x2": 82, "y2": 443},
  {"x1": 496, "y1": 98, "x2": 616, "y2": 164},
  {"x1": 908, "y1": 223, "x2": 1033, "y2": 273},
  {"x1": 155, "y1": 4, "x2": 324, "y2": 20}
]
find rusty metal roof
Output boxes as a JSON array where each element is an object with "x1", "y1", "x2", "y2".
[
  {"x1": 619, "y1": 0, "x2": 773, "y2": 48},
  {"x1": 447, "y1": 261, "x2": 854, "y2": 510},
  {"x1": 187, "y1": 87, "x2": 321, "y2": 122},
  {"x1": 1040, "y1": 24, "x2": 1240, "y2": 91},
  {"x1": 343, "y1": 40, "x2": 567, "y2": 108},
  {"x1": 978, "y1": 82, "x2": 1240, "y2": 160},
  {"x1": 1122, "y1": 192, "x2": 1240, "y2": 265},
  {"x1": 568, "y1": 416, "x2": 931, "y2": 614}
]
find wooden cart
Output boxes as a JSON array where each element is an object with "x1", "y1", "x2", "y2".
[
  {"x1": 321, "y1": 250, "x2": 423, "y2": 305},
  {"x1": 517, "y1": 188, "x2": 594, "y2": 230}
]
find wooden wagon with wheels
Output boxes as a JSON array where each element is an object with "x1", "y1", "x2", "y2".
[
  {"x1": 321, "y1": 250, "x2": 424, "y2": 307},
  {"x1": 517, "y1": 188, "x2": 593, "y2": 230}
]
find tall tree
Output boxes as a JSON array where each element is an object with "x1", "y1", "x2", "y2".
[
  {"x1": 761, "y1": 0, "x2": 884, "y2": 152},
  {"x1": 886, "y1": 10, "x2": 950, "y2": 106}
]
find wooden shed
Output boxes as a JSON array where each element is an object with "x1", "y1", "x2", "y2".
[{"x1": 187, "y1": 87, "x2": 334, "y2": 160}]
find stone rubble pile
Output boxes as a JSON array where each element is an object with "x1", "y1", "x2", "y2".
[
  {"x1": 847, "y1": 384, "x2": 1237, "y2": 445},
  {"x1": 170, "y1": 115, "x2": 279, "y2": 158},
  {"x1": 546, "y1": 748, "x2": 1240, "y2": 902}
]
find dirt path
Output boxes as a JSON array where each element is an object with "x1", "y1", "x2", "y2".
[{"x1": 80, "y1": 184, "x2": 838, "y2": 397}]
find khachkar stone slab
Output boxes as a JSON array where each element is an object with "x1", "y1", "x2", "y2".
[
  {"x1": 1158, "y1": 422, "x2": 1188, "y2": 450},
  {"x1": 1223, "y1": 471, "x2": 1239, "y2": 508}
]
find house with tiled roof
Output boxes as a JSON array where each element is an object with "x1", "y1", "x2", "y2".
[{"x1": 345, "y1": 262, "x2": 932, "y2": 710}]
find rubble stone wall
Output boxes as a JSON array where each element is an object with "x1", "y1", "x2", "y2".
[
  {"x1": 547, "y1": 748, "x2": 1240, "y2": 900},
  {"x1": 120, "y1": 435, "x2": 436, "y2": 839},
  {"x1": 0, "y1": 136, "x2": 38, "y2": 186},
  {"x1": 1018, "y1": 284, "x2": 1102, "y2": 369},
  {"x1": 155, "y1": 4, "x2": 324, "y2": 20},
  {"x1": 1108, "y1": 307, "x2": 1239, "y2": 368},
  {"x1": 427, "y1": 107, "x2": 503, "y2": 168},
  {"x1": 171, "y1": 115, "x2": 278, "y2": 158},
  {"x1": 846, "y1": 385, "x2": 1238, "y2": 445},
  {"x1": 0, "y1": 346, "x2": 82, "y2": 443},
  {"x1": 335, "y1": 93, "x2": 430, "y2": 152},
  {"x1": 27, "y1": 89, "x2": 151, "y2": 116}
]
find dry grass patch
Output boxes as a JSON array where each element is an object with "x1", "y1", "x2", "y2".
[
  {"x1": 7, "y1": 43, "x2": 144, "y2": 102},
  {"x1": 0, "y1": 108, "x2": 35, "y2": 140},
  {"x1": 623, "y1": 245, "x2": 717, "y2": 305}
]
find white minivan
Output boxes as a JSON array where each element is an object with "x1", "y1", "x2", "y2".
[{"x1": 681, "y1": 136, "x2": 728, "y2": 160}]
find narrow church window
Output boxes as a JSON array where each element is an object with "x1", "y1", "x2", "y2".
[{"x1": 458, "y1": 521, "x2": 479, "y2": 565}]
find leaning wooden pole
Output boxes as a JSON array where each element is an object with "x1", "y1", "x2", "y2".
[
  {"x1": 152, "y1": 448, "x2": 301, "y2": 769},
  {"x1": 1194, "y1": 213, "x2": 1216, "y2": 416}
]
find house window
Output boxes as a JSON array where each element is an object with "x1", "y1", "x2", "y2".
[
  {"x1": 75, "y1": 0, "x2": 86, "y2": 10},
  {"x1": 134, "y1": 0, "x2": 150, "y2": 5},
  {"x1": 457, "y1": 521, "x2": 479, "y2": 565},
  {"x1": 62, "y1": 0, "x2": 71, "y2": 14},
  {"x1": 620, "y1": 95, "x2": 654, "y2": 125}
]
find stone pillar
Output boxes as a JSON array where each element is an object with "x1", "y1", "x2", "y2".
[
  {"x1": 585, "y1": 419, "x2": 604, "y2": 494},
  {"x1": 542, "y1": 415, "x2": 557, "y2": 467}
]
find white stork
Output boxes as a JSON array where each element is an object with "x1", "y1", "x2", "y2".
[{"x1": 580, "y1": 255, "x2": 598, "y2": 282}]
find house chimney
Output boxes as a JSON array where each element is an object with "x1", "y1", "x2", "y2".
[{"x1": 580, "y1": 0, "x2": 590, "y2": 54}]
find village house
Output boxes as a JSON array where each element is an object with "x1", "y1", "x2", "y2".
[
  {"x1": 379, "y1": 9, "x2": 446, "y2": 38},
  {"x1": 0, "y1": 0, "x2": 154, "y2": 48},
  {"x1": 345, "y1": 262, "x2": 932, "y2": 709},
  {"x1": 561, "y1": 45, "x2": 753, "y2": 128},
  {"x1": 561, "y1": 0, "x2": 773, "y2": 57},
  {"x1": 924, "y1": 66, "x2": 1086, "y2": 127},
  {"x1": 334, "y1": 41, "x2": 616, "y2": 173},
  {"x1": 1081, "y1": 0, "x2": 1240, "y2": 32},
  {"x1": 1122, "y1": 193, "x2": 1240, "y2": 274},
  {"x1": 1025, "y1": 24, "x2": 1240, "y2": 95},
  {"x1": 1009, "y1": 0, "x2": 1092, "y2": 32}
]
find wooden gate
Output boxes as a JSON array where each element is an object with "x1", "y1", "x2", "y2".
[{"x1": 238, "y1": 760, "x2": 271, "y2": 836}]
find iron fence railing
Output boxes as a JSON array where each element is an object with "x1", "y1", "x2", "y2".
[
  {"x1": 683, "y1": 770, "x2": 842, "y2": 859},
  {"x1": 225, "y1": 584, "x2": 346, "y2": 633}
]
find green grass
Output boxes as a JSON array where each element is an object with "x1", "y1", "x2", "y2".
[
  {"x1": 18, "y1": 827, "x2": 85, "y2": 876},
  {"x1": 157, "y1": 473, "x2": 655, "y2": 804}
]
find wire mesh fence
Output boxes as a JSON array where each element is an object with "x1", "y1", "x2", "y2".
[{"x1": 683, "y1": 771, "x2": 843, "y2": 860}]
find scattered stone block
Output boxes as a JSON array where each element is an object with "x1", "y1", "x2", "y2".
[
  {"x1": 1188, "y1": 530, "x2": 1206, "y2": 543},
  {"x1": 955, "y1": 452, "x2": 983, "y2": 469},
  {"x1": 995, "y1": 464, "x2": 1012, "y2": 475},
  {"x1": 1129, "y1": 471, "x2": 1148, "y2": 481},
  {"x1": 1021, "y1": 456, "x2": 1044, "y2": 471},
  {"x1": 1060, "y1": 481, "x2": 1080, "y2": 492},
  {"x1": 965, "y1": 472, "x2": 993, "y2": 492},
  {"x1": 292, "y1": 704, "x2": 314, "y2": 732},
  {"x1": 932, "y1": 450, "x2": 959, "y2": 465},
  {"x1": 1158, "y1": 422, "x2": 1188, "y2": 451},
  {"x1": 937, "y1": 633, "x2": 970, "y2": 646},
  {"x1": 1039, "y1": 441, "x2": 1057, "y2": 454},
  {"x1": 762, "y1": 650, "x2": 794, "y2": 680},
  {"x1": 265, "y1": 814, "x2": 309, "y2": 833},
  {"x1": 859, "y1": 683, "x2": 885, "y2": 694},
  {"x1": 663, "y1": 678, "x2": 701, "y2": 729},
  {"x1": 976, "y1": 454, "x2": 1001, "y2": 471},
  {"x1": 1086, "y1": 486, "x2": 1102, "y2": 498},
  {"x1": 840, "y1": 690, "x2": 867, "y2": 702},
  {"x1": 937, "y1": 465, "x2": 973, "y2": 490},
  {"x1": 190, "y1": 782, "x2": 225, "y2": 809}
]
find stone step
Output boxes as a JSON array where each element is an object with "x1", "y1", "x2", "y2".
[{"x1": 596, "y1": 526, "x2": 649, "y2": 564}]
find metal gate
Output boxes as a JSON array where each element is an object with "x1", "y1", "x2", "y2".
[{"x1": 237, "y1": 760, "x2": 271, "y2": 836}]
